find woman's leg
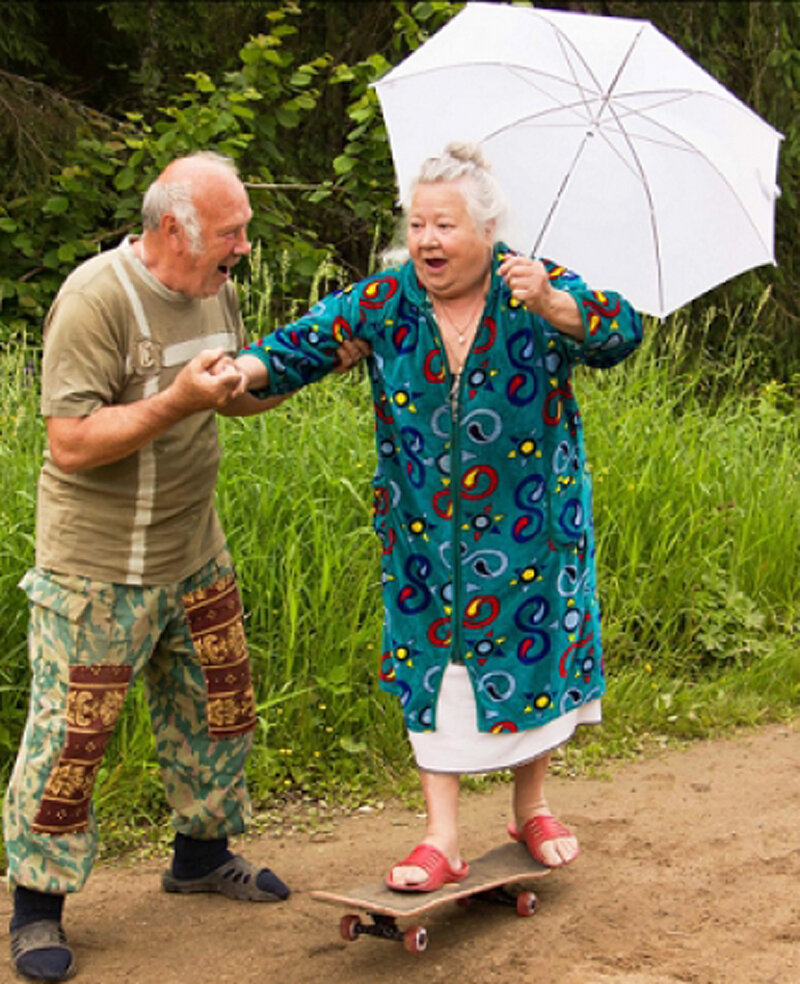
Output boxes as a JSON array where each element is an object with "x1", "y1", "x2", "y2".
[
  {"x1": 388, "y1": 769, "x2": 463, "y2": 887},
  {"x1": 512, "y1": 751, "x2": 578, "y2": 866}
]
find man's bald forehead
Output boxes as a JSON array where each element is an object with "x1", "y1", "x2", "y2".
[{"x1": 158, "y1": 155, "x2": 237, "y2": 188}]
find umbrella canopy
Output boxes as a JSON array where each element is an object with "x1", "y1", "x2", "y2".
[{"x1": 373, "y1": 2, "x2": 782, "y2": 317}]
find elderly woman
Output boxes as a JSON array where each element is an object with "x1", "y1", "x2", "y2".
[{"x1": 236, "y1": 143, "x2": 642, "y2": 891}]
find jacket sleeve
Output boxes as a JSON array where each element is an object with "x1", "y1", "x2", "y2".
[
  {"x1": 240, "y1": 282, "x2": 368, "y2": 397},
  {"x1": 540, "y1": 259, "x2": 643, "y2": 369}
]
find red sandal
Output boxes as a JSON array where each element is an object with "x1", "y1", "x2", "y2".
[
  {"x1": 385, "y1": 843, "x2": 470, "y2": 893},
  {"x1": 508, "y1": 815, "x2": 579, "y2": 867}
]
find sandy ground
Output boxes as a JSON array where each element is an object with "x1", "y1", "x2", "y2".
[{"x1": 1, "y1": 721, "x2": 798, "y2": 984}]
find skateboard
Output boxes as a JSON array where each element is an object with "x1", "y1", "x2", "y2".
[{"x1": 310, "y1": 841, "x2": 550, "y2": 953}]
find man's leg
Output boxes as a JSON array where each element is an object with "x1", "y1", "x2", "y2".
[
  {"x1": 4, "y1": 571, "x2": 149, "y2": 982},
  {"x1": 145, "y1": 554, "x2": 288, "y2": 901}
]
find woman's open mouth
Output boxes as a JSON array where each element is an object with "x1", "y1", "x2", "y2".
[{"x1": 425, "y1": 258, "x2": 447, "y2": 270}]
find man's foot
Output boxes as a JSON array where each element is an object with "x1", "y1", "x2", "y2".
[
  {"x1": 508, "y1": 810, "x2": 579, "y2": 867},
  {"x1": 386, "y1": 840, "x2": 469, "y2": 892},
  {"x1": 10, "y1": 920, "x2": 75, "y2": 983},
  {"x1": 162, "y1": 853, "x2": 290, "y2": 901}
]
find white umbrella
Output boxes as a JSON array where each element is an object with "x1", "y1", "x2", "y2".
[{"x1": 373, "y1": 2, "x2": 782, "y2": 317}]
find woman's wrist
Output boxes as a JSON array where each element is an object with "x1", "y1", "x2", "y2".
[
  {"x1": 534, "y1": 288, "x2": 584, "y2": 341},
  {"x1": 235, "y1": 353, "x2": 269, "y2": 391}
]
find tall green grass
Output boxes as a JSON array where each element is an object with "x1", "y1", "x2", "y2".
[
  {"x1": 0, "y1": 341, "x2": 41, "y2": 759},
  {"x1": 581, "y1": 317, "x2": 799, "y2": 671},
  {"x1": 0, "y1": 301, "x2": 797, "y2": 857}
]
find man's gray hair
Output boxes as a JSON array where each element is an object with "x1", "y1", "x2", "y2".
[
  {"x1": 382, "y1": 142, "x2": 508, "y2": 268},
  {"x1": 141, "y1": 151, "x2": 239, "y2": 254}
]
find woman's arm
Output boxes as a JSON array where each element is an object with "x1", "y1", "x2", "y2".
[
  {"x1": 219, "y1": 338, "x2": 370, "y2": 417},
  {"x1": 498, "y1": 255, "x2": 583, "y2": 339},
  {"x1": 230, "y1": 282, "x2": 374, "y2": 401},
  {"x1": 499, "y1": 253, "x2": 642, "y2": 368}
]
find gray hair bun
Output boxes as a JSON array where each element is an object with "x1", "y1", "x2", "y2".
[
  {"x1": 411, "y1": 141, "x2": 507, "y2": 234},
  {"x1": 444, "y1": 142, "x2": 490, "y2": 170}
]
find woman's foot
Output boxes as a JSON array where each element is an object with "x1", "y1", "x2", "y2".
[
  {"x1": 509, "y1": 807, "x2": 579, "y2": 867},
  {"x1": 386, "y1": 839, "x2": 469, "y2": 891}
]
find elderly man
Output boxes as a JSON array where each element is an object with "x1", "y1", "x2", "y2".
[{"x1": 4, "y1": 151, "x2": 354, "y2": 983}]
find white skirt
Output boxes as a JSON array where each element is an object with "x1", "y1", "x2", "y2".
[{"x1": 409, "y1": 663, "x2": 601, "y2": 774}]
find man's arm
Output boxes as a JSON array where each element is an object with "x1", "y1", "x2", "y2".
[{"x1": 47, "y1": 348, "x2": 245, "y2": 473}]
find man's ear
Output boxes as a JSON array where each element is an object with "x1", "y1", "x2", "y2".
[{"x1": 160, "y1": 212, "x2": 186, "y2": 253}]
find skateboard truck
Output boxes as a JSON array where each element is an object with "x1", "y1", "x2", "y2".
[
  {"x1": 340, "y1": 913, "x2": 429, "y2": 953},
  {"x1": 337, "y1": 886, "x2": 539, "y2": 953}
]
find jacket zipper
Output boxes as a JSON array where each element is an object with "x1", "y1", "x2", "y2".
[
  {"x1": 449, "y1": 367, "x2": 466, "y2": 664},
  {"x1": 426, "y1": 301, "x2": 478, "y2": 666}
]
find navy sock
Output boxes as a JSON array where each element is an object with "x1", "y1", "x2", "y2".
[
  {"x1": 11, "y1": 888, "x2": 73, "y2": 982},
  {"x1": 255, "y1": 868, "x2": 291, "y2": 899},
  {"x1": 171, "y1": 832, "x2": 233, "y2": 879},
  {"x1": 10, "y1": 886, "x2": 65, "y2": 932}
]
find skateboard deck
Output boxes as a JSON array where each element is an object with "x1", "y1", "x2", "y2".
[{"x1": 311, "y1": 842, "x2": 550, "y2": 952}]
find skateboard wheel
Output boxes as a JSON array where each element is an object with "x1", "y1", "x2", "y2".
[
  {"x1": 339, "y1": 913, "x2": 362, "y2": 942},
  {"x1": 403, "y1": 925, "x2": 428, "y2": 953},
  {"x1": 516, "y1": 891, "x2": 538, "y2": 917}
]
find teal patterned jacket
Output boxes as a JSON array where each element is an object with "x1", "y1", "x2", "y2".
[{"x1": 243, "y1": 244, "x2": 642, "y2": 733}]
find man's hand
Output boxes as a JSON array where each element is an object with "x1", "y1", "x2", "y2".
[{"x1": 169, "y1": 348, "x2": 247, "y2": 413}]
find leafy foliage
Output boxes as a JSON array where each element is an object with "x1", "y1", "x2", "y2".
[{"x1": 2, "y1": 0, "x2": 795, "y2": 379}]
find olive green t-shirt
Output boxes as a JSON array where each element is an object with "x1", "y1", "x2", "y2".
[{"x1": 36, "y1": 237, "x2": 246, "y2": 584}]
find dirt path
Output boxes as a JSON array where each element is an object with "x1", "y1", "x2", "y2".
[{"x1": 2, "y1": 722, "x2": 798, "y2": 984}]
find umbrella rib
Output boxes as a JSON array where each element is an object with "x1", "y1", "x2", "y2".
[
  {"x1": 597, "y1": 25, "x2": 647, "y2": 121},
  {"x1": 504, "y1": 64, "x2": 595, "y2": 123},
  {"x1": 531, "y1": 135, "x2": 591, "y2": 258},
  {"x1": 482, "y1": 95, "x2": 611, "y2": 142},
  {"x1": 379, "y1": 60, "x2": 594, "y2": 89},
  {"x1": 541, "y1": 19, "x2": 646, "y2": 128},
  {"x1": 549, "y1": 24, "x2": 601, "y2": 122},
  {"x1": 524, "y1": 30, "x2": 599, "y2": 257},
  {"x1": 606, "y1": 101, "x2": 775, "y2": 257},
  {"x1": 592, "y1": 109, "x2": 666, "y2": 313},
  {"x1": 598, "y1": 29, "x2": 669, "y2": 313},
  {"x1": 527, "y1": 25, "x2": 650, "y2": 261}
]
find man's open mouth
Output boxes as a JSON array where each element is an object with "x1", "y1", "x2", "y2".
[{"x1": 218, "y1": 264, "x2": 230, "y2": 275}]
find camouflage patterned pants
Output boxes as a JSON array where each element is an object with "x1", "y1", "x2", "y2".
[{"x1": 3, "y1": 549, "x2": 257, "y2": 894}]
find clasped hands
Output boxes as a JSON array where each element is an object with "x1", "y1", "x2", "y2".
[{"x1": 171, "y1": 337, "x2": 371, "y2": 413}]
